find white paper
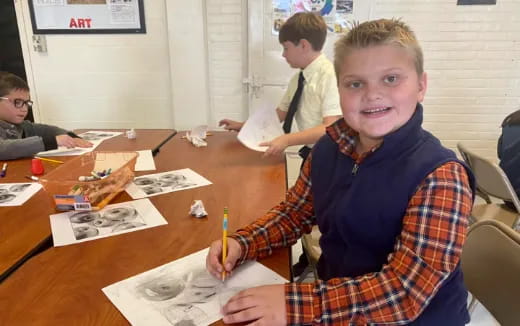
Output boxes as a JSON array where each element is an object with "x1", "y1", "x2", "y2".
[
  {"x1": 109, "y1": 3, "x2": 137, "y2": 24},
  {"x1": 93, "y1": 151, "x2": 137, "y2": 172},
  {"x1": 125, "y1": 169, "x2": 212, "y2": 199},
  {"x1": 237, "y1": 107, "x2": 284, "y2": 152},
  {"x1": 103, "y1": 248, "x2": 288, "y2": 326},
  {"x1": 135, "y1": 150, "x2": 156, "y2": 171},
  {"x1": 36, "y1": 131, "x2": 122, "y2": 157},
  {"x1": 50, "y1": 198, "x2": 167, "y2": 246},
  {"x1": 0, "y1": 182, "x2": 42, "y2": 207}
]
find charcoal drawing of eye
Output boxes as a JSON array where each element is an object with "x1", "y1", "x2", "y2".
[
  {"x1": 70, "y1": 211, "x2": 101, "y2": 224},
  {"x1": 103, "y1": 206, "x2": 137, "y2": 221},
  {"x1": 134, "y1": 177, "x2": 157, "y2": 186},
  {"x1": 158, "y1": 174, "x2": 186, "y2": 183},
  {"x1": 141, "y1": 185, "x2": 162, "y2": 195},
  {"x1": 90, "y1": 218, "x2": 117, "y2": 228},
  {"x1": 138, "y1": 277, "x2": 186, "y2": 301},
  {"x1": 9, "y1": 184, "x2": 31, "y2": 192},
  {"x1": 73, "y1": 226, "x2": 99, "y2": 240},
  {"x1": 112, "y1": 222, "x2": 146, "y2": 232},
  {"x1": 0, "y1": 193, "x2": 16, "y2": 203}
]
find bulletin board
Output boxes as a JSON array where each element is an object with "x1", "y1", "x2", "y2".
[{"x1": 28, "y1": 0, "x2": 146, "y2": 34}]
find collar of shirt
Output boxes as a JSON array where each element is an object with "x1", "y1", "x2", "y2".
[
  {"x1": 0, "y1": 120, "x2": 23, "y2": 139},
  {"x1": 325, "y1": 118, "x2": 379, "y2": 162}
]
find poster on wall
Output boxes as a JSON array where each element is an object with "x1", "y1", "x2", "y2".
[
  {"x1": 28, "y1": 0, "x2": 146, "y2": 34},
  {"x1": 272, "y1": 0, "x2": 354, "y2": 35}
]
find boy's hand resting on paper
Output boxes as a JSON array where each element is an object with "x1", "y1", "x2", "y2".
[
  {"x1": 259, "y1": 134, "x2": 289, "y2": 157},
  {"x1": 221, "y1": 284, "x2": 287, "y2": 326},
  {"x1": 206, "y1": 237, "x2": 242, "y2": 280},
  {"x1": 56, "y1": 135, "x2": 93, "y2": 149},
  {"x1": 219, "y1": 119, "x2": 244, "y2": 132}
]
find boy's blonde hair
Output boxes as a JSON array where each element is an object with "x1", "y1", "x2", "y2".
[
  {"x1": 279, "y1": 12, "x2": 327, "y2": 51},
  {"x1": 334, "y1": 19, "x2": 423, "y2": 78}
]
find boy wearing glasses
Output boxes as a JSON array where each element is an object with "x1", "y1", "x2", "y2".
[{"x1": 0, "y1": 71, "x2": 92, "y2": 160}]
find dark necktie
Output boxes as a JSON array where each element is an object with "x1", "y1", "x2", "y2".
[{"x1": 283, "y1": 71, "x2": 305, "y2": 134}]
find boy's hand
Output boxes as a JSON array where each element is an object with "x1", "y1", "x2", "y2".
[
  {"x1": 259, "y1": 135, "x2": 289, "y2": 157},
  {"x1": 219, "y1": 119, "x2": 244, "y2": 132},
  {"x1": 56, "y1": 135, "x2": 93, "y2": 148},
  {"x1": 221, "y1": 284, "x2": 286, "y2": 325},
  {"x1": 206, "y1": 237, "x2": 242, "y2": 280}
]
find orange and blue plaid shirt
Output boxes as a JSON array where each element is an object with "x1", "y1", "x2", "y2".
[{"x1": 231, "y1": 120, "x2": 473, "y2": 325}]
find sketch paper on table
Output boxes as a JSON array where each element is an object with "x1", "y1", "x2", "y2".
[
  {"x1": 237, "y1": 106, "x2": 284, "y2": 152},
  {"x1": 135, "y1": 150, "x2": 156, "y2": 171},
  {"x1": 36, "y1": 131, "x2": 122, "y2": 157},
  {"x1": 50, "y1": 198, "x2": 167, "y2": 246},
  {"x1": 102, "y1": 247, "x2": 288, "y2": 326},
  {"x1": 0, "y1": 182, "x2": 42, "y2": 206},
  {"x1": 125, "y1": 168, "x2": 212, "y2": 199}
]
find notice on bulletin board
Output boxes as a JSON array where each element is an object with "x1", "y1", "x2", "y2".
[{"x1": 28, "y1": 0, "x2": 146, "y2": 34}]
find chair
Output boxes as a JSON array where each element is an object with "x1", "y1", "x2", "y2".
[
  {"x1": 457, "y1": 142, "x2": 520, "y2": 230},
  {"x1": 461, "y1": 219, "x2": 520, "y2": 325},
  {"x1": 300, "y1": 226, "x2": 322, "y2": 280}
]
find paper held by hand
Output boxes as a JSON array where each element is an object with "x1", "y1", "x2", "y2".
[{"x1": 237, "y1": 107, "x2": 284, "y2": 152}]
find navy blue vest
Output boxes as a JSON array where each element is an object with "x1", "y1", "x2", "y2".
[{"x1": 311, "y1": 105, "x2": 474, "y2": 325}]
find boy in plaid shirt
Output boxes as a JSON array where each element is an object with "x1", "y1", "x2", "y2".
[{"x1": 207, "y1": 19, "x2": 474, "y2": 325}]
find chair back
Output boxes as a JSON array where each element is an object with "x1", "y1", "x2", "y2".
[
  {"x1": 457, "y1": 142, "x2": 520, "y2": 213},
  {"x1": 462, "y1": 219, "x2": 520, "y2": 325}
]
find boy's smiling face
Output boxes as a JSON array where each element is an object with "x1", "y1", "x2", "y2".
[
  {"x1": 337, "y1": 44, "x2": 427, "y2": 150},
  {"x1": 0, "y1": 89, "x2": 30, "y2": 125}
]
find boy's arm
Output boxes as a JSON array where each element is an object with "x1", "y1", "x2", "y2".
[
  {"x1": 285, "y1": 161, "x2": 473, "y2": 324},
  {"x1": 28, "y1": 122, "x2": 73, "y2": 138},
  {"x1": 229, "y1": 155, "x2": 316, "y2": 264},
  {"x1": 0, "y1": 137, "x2": 48, "y2": 160}
]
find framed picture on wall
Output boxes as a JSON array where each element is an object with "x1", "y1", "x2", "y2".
[{"x1": 28, "y1": 0, "x2": 146, "y2": 34}]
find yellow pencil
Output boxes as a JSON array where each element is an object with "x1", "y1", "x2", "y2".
[
  {"x1": 222, "y1": 207, "x2": 228, "y2": 281},
  {"x1": 34, "y1": 156, "x2": 64, "y2": 164}
]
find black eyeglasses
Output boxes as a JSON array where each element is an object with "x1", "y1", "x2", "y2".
[{"x1": 0, "y1": 97, "x2": 33, "y2": 109}]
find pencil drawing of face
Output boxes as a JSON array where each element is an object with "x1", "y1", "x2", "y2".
[
  {"x1": 73, "y1": 226, "x2": 99, "y2": 240},
  {"x1": 0, "y1": 188, "x2": 8, "y2": 195},
  {"x1": 0, "y1": 193, "x2": 16, "y2": 203},
  {"x1": 70, "y1": 211, "x2": 101, "y2": 224},
  {"x1": 9, "y1": 183, "x2": 31, "y2": 192},
  {"x1": 135, "y1": 177, "x2": 157, "y2": 186}
]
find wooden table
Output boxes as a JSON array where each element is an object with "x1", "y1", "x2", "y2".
[
  {"x1": 0, "y1": 129, "x2": 176, "y2": 281},
  {"x1": 0, "y1": 131, "x2": 289, "y2": 325}
]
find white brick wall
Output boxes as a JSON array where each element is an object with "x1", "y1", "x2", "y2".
[
  {"x1": 205, "y1": 0, "x2": 520, "y2": 160},
  {"x1": 206, "y1": 0, "x2": 247, "y2": 126},
  {"x1": 373, "y1": 0, "x2": 520, "y2": 159}
]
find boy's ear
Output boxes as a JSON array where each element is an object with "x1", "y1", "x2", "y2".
[
  {"x1": 417, "y1": 72, "x2": 428, "y2": 103},
  {"x1": 299, "y1": 39, "x2": 311, "y2": 50}
]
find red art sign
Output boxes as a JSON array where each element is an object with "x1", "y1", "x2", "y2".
[{"x1": 69, "y1": 18, "x2": 93, "y2": 29}]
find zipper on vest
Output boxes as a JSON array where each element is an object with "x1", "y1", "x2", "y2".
[{"x1": 351, "y1": 163, "x2": 359, "y2": 175}]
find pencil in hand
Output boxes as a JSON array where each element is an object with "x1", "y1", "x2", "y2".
[{"x1": 221, "y1": 207, "x2": 228, "y2": 281}]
